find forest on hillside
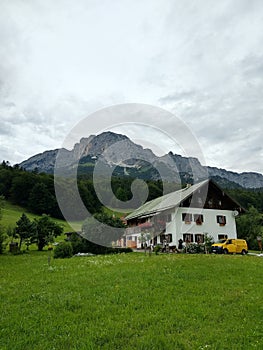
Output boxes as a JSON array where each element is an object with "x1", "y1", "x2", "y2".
[
  {"x1": 0, "y1": 161, "x2": 262, "y2": 220},
  {"x1": 0, "y1": 161, "x2": 167, "y2": 219}
]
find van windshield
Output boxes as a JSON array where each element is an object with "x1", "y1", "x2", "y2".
[{"x1": 215, "y1": 239, "x2": 227, "y2": 243}]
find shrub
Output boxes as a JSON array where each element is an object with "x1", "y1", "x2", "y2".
[
  {"x1": 204, "y1": 233, "x2": 214, "y2": 254},
  {"x1": 187, "y1": 243, "x2": 205, "y2": 254},
  {"x1": 154, "y1": 245, "x2": 162, "y2": 255},
  {"x1": 69, "y1": 232, "x2": 133, "y2": 255},
  {"x1": 54, "y1": 241, "x2": 73, "y2": 259},
  {"x1": 0, "y1": 229, "x2": 7, "y2": 254}
]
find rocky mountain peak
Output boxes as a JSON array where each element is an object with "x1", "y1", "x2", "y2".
[
  {"x1": 73, "y1": 135, "x2": 95, "y2": 160},
  {"x1": 19, "y1": 131, "x2": 263, "y2": 188},
  {"x1": 82, "y1": 131, "x2": 129, "y2": 158}
]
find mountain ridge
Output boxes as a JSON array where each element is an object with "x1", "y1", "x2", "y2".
[{"x1": 19, "y1": 131, "x2": 263, "y2": 189}]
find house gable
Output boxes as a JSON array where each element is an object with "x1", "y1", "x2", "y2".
[
  {"x1": 180, "y1": 180, "x2": 244, "y2": 212},
  {"x1": 126, "y1": 179, "x2": 244, "y2": 223}
]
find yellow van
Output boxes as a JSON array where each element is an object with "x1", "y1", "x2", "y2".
[{"x1": 212, "y1": 238, "x2": 248, "y2": 255}]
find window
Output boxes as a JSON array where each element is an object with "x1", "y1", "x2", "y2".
[
  {"x1": 194, "y1": 214, "x2": 204, "y2": 225},
  {"x1": 218, "y1": 234, "x2": 228, "y2": 240},
  {"x1": 195, "y1": 234, "x2": 204, "y2": 243},
  {"x1": 208, "y1": 199, "x2": 213, "y2": 208},
  {"x1": 166, "y1": 234, "x2": 172, "y2": 243},
  {"x1": 160, "y1": 233, "x2": 172, "y2": 243},
  {"x1": 217, "y1": 215, "x2": 226, "y2": 225},
  {"x1": 182, "y1": 213, "x2": 192, "y2": 223},
  {"x1": 183, "y1": 233, "x2": 193, "y2": 243}
]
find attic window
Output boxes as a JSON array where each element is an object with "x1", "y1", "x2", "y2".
[
  {"x1": 194, "y1": 214, "x2": 203, "y2": 225},
  {"x1": 217, "y1": 215, "x2": 226, "y2": 226},
  {"x1": 182, "y1": 213, "x2": 192, "y2": 223},
  {"x1": 208, "y1": 199, "x2": 213, "y2": 208}
]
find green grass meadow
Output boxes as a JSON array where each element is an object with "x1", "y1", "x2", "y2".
[{"x1": 0, "y1": 252, "x2": 262, "y2": 349}]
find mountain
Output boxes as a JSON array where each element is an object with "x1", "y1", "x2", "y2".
[
  {"x1": 19, "y1": 131, "x2": 263, "y2": 189},
  {"x1": 207, "y1": 167, "x2": 263, "y2": 189}
]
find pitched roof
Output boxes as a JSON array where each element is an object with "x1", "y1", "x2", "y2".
[{"x1": 125, "y1": 179, "x2": 209, "y2": 220}]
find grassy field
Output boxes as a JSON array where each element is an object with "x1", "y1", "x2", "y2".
[
  {"x1": 0, "y1": 252, "x2": 262, "y2": 349},
  {"x1": 1, "y1": 200, "x2": 127, "y2": 234},
  {"x1": 1, "y1": 200, "x2": 81, "y2": 233}
]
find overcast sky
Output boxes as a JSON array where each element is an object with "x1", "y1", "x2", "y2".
[{"x1": 0, "y1": 0, "x2": 262, "y2": 174}]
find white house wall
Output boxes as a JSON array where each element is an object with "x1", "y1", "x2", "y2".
[{"x1": 166, "y1": 207, "x2": 237, "y2": 246}]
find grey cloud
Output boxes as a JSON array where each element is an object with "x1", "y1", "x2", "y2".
[
  {"x1": 0, "y1": 0, "x2": 262, "y2": 174},
  {"x1": 159, "y1": 75, "x2": 263, "y2": 173},
  {"x1": 240, "y1": 55, "x2": 263, "y2": 81},
  {"x1": 0, "y1": 121, "x2": 14, "y2": 137},
  {"x1": 3, "y1": 102, "x2": 16, "y2": 108},
  {"x1": 159, "y1": 90, "x2": 198, "y2": 104}
]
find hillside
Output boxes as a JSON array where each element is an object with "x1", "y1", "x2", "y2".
[
  {"x1": 1, "y1": 200, "x2": 81, "y2": 233},
  {"x1": 19, "y1": 131, "x2": 263, "y2": 189}
]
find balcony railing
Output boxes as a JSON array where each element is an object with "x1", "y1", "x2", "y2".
[{"x1": 126, "y1": 219, "x2": 166, "y2": 236}]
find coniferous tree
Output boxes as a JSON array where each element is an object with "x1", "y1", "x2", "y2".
[{"x1": 15, "y1": 213, "x2": 35, "y2": 250}]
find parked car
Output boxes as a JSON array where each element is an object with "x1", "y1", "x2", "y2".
[{"x1": 211, "y1": 238, "x2": 248, "y2": 255}]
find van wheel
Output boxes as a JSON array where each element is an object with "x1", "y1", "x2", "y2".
[
  {"x1": 241, "y1": 249, "x2": 247, "y2": 255},
  {"x1": 223, "y1": 249, "x2": 228, "y2": 254}
]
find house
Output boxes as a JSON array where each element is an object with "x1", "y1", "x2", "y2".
[{"x1": 124, "y1": 179, "x2": 244, "y2": 249}]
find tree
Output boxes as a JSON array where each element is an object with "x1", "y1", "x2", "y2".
[
  {"x1": 138, "y1": 232, "x2": 152, "y2": 255},
  {"x1": 228, "y1": 188, "x2": 263, "y2": 212},
  {"x1": 28, "y1": 182, "x2": 56, "y2": 215},
  {"x1": 0, "y1": 196, "x2": 6, "y2": 253},
  {"x1": 78, "y1": 180, "x2": 102, "y2": 215},
  {"x1": 82, "y1": 212, "x2": 126, "y2": 246},
  {"x1": 236, "y1": 206, "x2": 263, "y2": 250},
  {"x1": 33, "y1": 215, "x2": 63, "y2": 251},
  {"x1": 0, "y1": 226, "x2": 7, "y2": 254},
  {"x1": 53, "y1": 241, "x2": 73, "y2": 259},
  {"x1": 0, "y1": 195, "x2": 4, "y2": 219},
  {"x1": 6, "y1": 225, "x2": 17, "y2": 243},
  {"x1": 0, "y1": 168, "x2": 13, "y2": 198},
  {"x1": 10, "y1": 173, "x2": 36, "y2": 206},
  {"x1": 15, "y1": 213, "x2": 35, "y2": 250},
  {"x1": 204, "y1": 233, "x2": 214, "y2": 254}
]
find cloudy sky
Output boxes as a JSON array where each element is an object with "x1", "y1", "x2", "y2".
[{"x1": 0, "y1": 0, "x2": 262, "y2": 174}]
